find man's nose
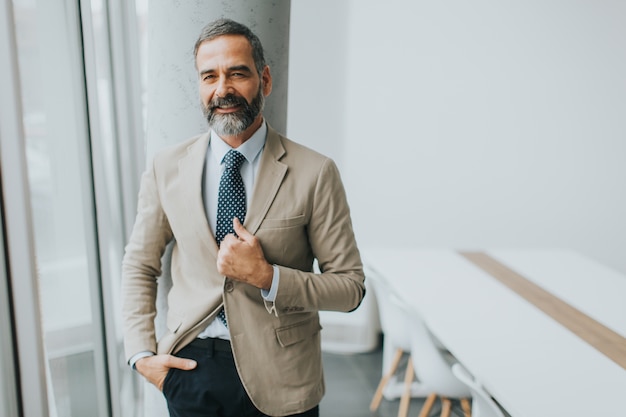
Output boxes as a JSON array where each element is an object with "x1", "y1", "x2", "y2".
[{"x1": 215, "y1": 78, "x2": 234, "y2": 98}]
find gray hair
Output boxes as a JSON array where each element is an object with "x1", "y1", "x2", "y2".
[{"x1": 194, "y1": 18, "x2": 266, "y2": 76}]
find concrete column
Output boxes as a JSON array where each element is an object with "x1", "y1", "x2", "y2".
[
  {"x1": 142, "y1": 3, "x2": 290, "y2": 416},
  {"x1": 145, "y1": 1, "x2": 291, "y2": 159}
]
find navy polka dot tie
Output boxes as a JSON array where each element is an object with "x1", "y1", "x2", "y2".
[{"x1": 215, "y1": 149, "x2": 247, "y2": 327}]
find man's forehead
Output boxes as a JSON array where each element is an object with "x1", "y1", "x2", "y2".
[
  {"x1": 195, "y1": 34, "x2": 256, "y2": 71},
  {"x1": 198, "y1": 34, "x2": 252, "y2": 54}
]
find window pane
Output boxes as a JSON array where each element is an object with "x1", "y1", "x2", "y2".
[{"x1": 12, "y1": 0, "x2": 108, "y2": 415}]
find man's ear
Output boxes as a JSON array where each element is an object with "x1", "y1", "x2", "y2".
[{"x1": 262, "y1": 65, "x2": 272, "y2": 97}]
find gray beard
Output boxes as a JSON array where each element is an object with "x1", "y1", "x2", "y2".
[{"x1": 204, "y1": 90, "x2": 264, "y2": 137}]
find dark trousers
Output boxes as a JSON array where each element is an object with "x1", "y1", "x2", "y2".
[{"x1": 162, "y1": 338, "x2": 319, "y2": 417}]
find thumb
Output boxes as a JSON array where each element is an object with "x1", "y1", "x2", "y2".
[
  {"x1": 166, "y1": 356, "x2": 197, "y2": 371},
  {"x1": 233, "y1": 217, "x2": 253, "y2": 241}
]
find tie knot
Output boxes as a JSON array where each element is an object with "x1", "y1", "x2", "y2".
[{"x1": 223, "y1": 150, "x2": 246, "y2": 170}]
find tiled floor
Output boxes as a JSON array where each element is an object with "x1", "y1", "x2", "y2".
[{"x1": 319, "y1": 346, "x2": 471, "y2": 417}]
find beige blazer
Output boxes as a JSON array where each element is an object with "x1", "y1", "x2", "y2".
[{"x1": 122, "y1": 126, "x2": 365, "y2": 416}]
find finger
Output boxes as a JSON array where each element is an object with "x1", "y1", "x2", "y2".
[
  {"x1": 220, "y1": 233, "x2": 239, "y2": 249},
  {"x1": 233, "y1": 217, "x2": 253, "y2": 241},
  {"x1": 165, "y1": 356, "x2": 197, "y2": 370}
]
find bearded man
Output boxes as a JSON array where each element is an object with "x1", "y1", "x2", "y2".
[{"x1": 121, "y1": 18, "x2": 365, "y2": 417}]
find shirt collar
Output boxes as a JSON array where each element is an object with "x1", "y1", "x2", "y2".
[{"x1": 210, "y1": 121, "x2": 267, "y2": 166}]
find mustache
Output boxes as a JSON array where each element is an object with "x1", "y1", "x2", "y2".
[{"x1": 208, "y1": 94, "x2": 249, "y2": 111}]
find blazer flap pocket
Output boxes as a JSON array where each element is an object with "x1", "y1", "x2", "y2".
[
  {"x1": 275, "y1": 317, "x2": 322, "y2": 347},
  {"x1": 260, "y1": 214, "x2": 306, "y2": 230},
  {"x1": 166, "y1": 311, "x2": 184, "y2": 334}
]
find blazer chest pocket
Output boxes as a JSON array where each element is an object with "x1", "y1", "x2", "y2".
[
  {"x1": 275, "y1": 317, "x2": 322, "y2": 347},
  {"x1": 259, "y1": 214, "x2": 306, "y2": 230}
]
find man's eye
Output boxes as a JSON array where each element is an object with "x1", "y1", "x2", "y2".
[{"x1": 203, "y1": 74, "x2": 216, "y2": 81}]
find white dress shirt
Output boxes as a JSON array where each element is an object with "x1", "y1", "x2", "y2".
[{"x1": 198, "y1": 122, "x2": 279, "y2": 340}]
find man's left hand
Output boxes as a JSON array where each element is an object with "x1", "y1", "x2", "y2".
[{"x1": 217, "y1": 217, "x2": 274, "y2": 289}]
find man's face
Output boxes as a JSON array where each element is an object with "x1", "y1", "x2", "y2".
[{"x1": 196, "y1": 35, "x2": 272, "y2": 138}]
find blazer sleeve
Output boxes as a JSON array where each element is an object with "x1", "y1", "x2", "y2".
[
  {"x1": 121, "y1": 160, "x2": 174, "y2": 361},
  {"x1": 273, "y1": 158, "x2": 365, "y2": 315}
]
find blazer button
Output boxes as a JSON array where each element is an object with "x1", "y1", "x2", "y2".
[{"x1": 224, "y1": 281, "x2": 234, "y2": 292}]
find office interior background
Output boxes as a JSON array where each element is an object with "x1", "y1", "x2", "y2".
[{"x1": 1, "y1": 0, "x2": 624, "y2": 416}]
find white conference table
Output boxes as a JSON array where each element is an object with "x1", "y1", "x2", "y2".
[{"x1": 362, "y1": 248, "x2": 626, "y2": 417}]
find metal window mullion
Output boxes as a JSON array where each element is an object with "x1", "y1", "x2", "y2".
[{"x1": 0, "y1": 203, "x2": 20, "y2": 417}]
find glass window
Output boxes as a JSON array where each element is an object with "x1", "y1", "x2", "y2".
[{"x1": 12, "y1": 0, "x2": 110, "y2": 415}]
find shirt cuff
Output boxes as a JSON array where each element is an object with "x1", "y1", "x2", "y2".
[
  {"x1": 261, "y1": 265, "x2": 280, "y2": 302},
  {"x1": 129, "y1": 351, "x2": 155, "y2": 370}
]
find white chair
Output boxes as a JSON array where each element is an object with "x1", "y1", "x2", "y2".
[
  {"x1": 366, "y1": 266, "x2": 427, "y2": 417},
  {"x1": 392, "y1": 294, "x2": 471, "y2": 417},
  {"x1": 452, "y1": 363, "x2": 506, "y2": 417}
]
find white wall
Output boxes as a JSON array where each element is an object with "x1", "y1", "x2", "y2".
[{"x1": 289, "y1": 0, "x2": 626, "y2": 273}]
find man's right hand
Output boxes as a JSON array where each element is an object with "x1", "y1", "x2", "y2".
[{"x1": 135, "y1": 354, "x2": 197, "y2": 391}]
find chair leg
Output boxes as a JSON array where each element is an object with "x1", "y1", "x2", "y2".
[
  {"x1": 460, "y1": 398, "x2": 472, "y2": 417},
  {"x1": 417, "y1": 393, "x2": 437, "y2": 417},
  {"x1": 440, "y1": 397, "x2": 452, "y2": 417},
  {"x1": 370, "y1": 348, "x2": 404, "y2": 411},
  {"x1": 397, "y1": 356, "x2": 414, "y2": 417}
]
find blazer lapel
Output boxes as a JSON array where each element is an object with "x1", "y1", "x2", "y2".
[
  {"x1": 246, "y1": 126, "x2": 287, "y2": 235},
  {"x1": 178, "y1": 132, "x2": 218, "y2": 256}
]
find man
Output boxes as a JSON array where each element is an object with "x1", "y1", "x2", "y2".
[{"x1": 122, "y1": 18, "x2": 365, "y2": 417}]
